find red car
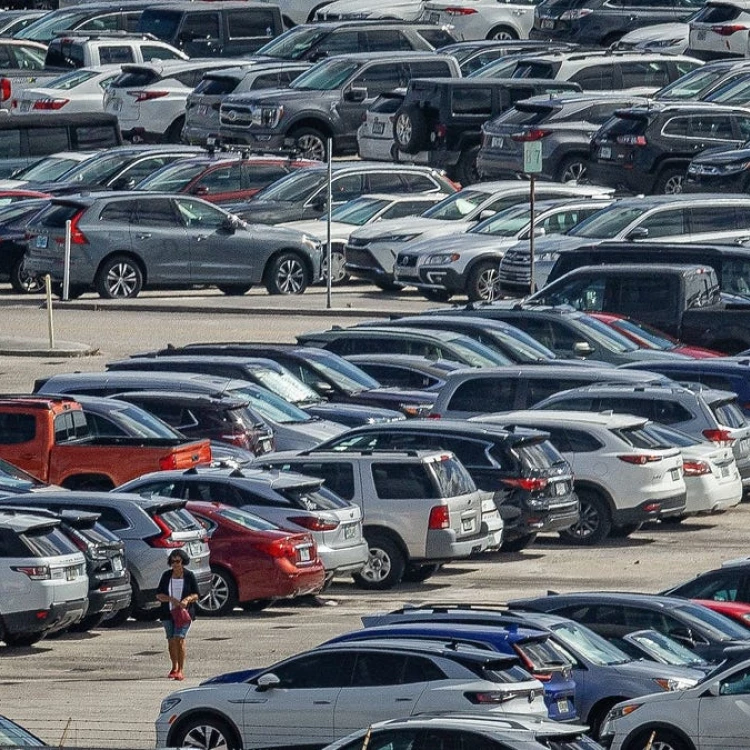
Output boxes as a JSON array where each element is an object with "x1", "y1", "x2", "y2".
[
  {"x1": 590, "y1": 312, "x2": 721, "y2": 359},
  {"x1": 187, "y1": 501, "x2": 325, "y2": 616},
  {"x1": 693, "y1": 598, "x2": 750, "y2": 629},
  {"x1": 135, "y1": 153, "x2": 321, "y2": 205},
  {"x1": 0, "y1": 189, "x2": 51, "y2": 206}
]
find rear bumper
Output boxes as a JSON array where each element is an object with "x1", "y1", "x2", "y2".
[
  {"x1": 612, "y1": 493, "x2": 686, "y2": 525},
  {"x1": 424, "y1": 528, "x2": 489, "y2": 561},
  {"x1": 318, "y1": 539, "x2": 369, "y2": 577},
  {"x1": 4, "y1": 597, "x2": 89, "y2": 637},
  {"x1": 88, "y1": 576, "x2": 132, "y2": 618},
  {"x1": 587, "y1": 160, "x2": 656, "y2": 194}
]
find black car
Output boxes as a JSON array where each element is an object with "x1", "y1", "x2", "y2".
[
  {"x1": 313, "y1": 419, "x2": 579, "y2": 552},
  {"x1": 0, "y1": 199, "x2": 48, "y2": 293},
  {"x1": 477, "y1": 93, "x2": 647, "y2": 183},
  {"x1": 529, "y1": 0, "x2": 701, "y2": 46},
  {"x1": 343, "y1": 354, "x2": 465, "y2": 391},
  {"x1": 589, "y1": 101, "x2": 750, "y2": 195},
  {"x1": 663, "y1": 559, "x2": 750, "y2": 606},
  {"x1": 510, "y1": 591, "x2": 750, "y2": 662},
  {"x1": 393, "y1": 77, "x2": 582, "y2": 185},
  {"x1": 684, "y1": 142, "x2": 750, "y2": 192}
]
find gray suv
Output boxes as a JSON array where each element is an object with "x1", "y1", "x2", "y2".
[
  {"x1": 22, "y1": 193, "x2": 323, "y2": 299},
  {"x1": 219, "y1": 52, "x2": 460, "y2": 160}
]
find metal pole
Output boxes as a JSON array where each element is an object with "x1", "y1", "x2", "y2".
[
  {"x1": 45, "y1": 274, "x2": 54, "y2": 350},
  {"x1": 62, "y1": 218, "x2": 71, "y2": 302},
  {"x1": 326, "y1": 137, "x2": 332, "y2": 310},
  {"x1": 529, "y1": 174, "x2": 536, "y2": 296}
]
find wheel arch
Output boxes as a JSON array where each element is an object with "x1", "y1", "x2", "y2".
[
  {"x1": 621, "y1": 722, "x2": 696, "y2": 750},
  {"x1": 573, "y1": 480, "x2": 616, "y2": 516},
  {"x1": 486, "y1": 23, "x2": 520, "y2": 39},
  {"x1": 167, "y1": 708, "x2": 243, "y2": 749},
  {"x1": 362, "y1": 524, "x2": 410, "y2": 562},
  {"x1": 287, "y1": 117, "x2": 335, "y2": 142},
  {"x1": 60, "y1": 473, "x2": 115, "y2": 491},
  {"x1": 95, "y1": 251, "x2": 148, "y2": 286}
]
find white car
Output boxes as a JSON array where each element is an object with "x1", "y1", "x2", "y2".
[
  {"x1": 618, "y1": 22, "x2": 690, "y2": 53},
  {"x1": 689, "y1": 0, "x2": 750, "y2": 59},
  {"x1": 315, "y1": 0, "x2": 424, "y2": 21},
  {"x1": 600, "y1": 656, "x2": 750, "y2": 750},
  {"x1": 12, "y1": 65, "x2": 122, "y2": 117},
  {"x1": 421, "y1": 0, "x2": 536, "y2": 40},
  {"x1": 0, "y1": 151, "x2": 98, "y2": 190},
  {"x1": 284, "y1": 193, "x2": 445, "y2": 283},
  {"x1": 104, "y1": 59, "x2": 247, "y2": 143},
  {"x1": 155, "y1": 640, "x2": 546, "y2": 750}
]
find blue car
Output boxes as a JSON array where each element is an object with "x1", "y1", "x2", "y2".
[
  {"x1": 362, "y1": 606, "x2": 705, "y2": 737},
  {"x1": 323, "y1": 622, "x2": 579, "y2": 723}
]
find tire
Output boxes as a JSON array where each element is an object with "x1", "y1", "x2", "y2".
[
  {"x1": 165, "y1": 116, "x2": 185, "y2": 144},
  {"x1": 95, "y1": 255, "x2": 143, "y2": 299},
  {"x1": 197, "y1": 567, "x2": 238, "y2": 617},
  {"x1": 654, "y1": 166, "x2": 686, "y2": 195},
  {"x1": 610, "y1": 523, "x2": 642, "y2": 537},
  {"x1": 556, "y1": 156, "x2": 588, "y2": 183},
  {"x1": 67, "y1": 613, "x2": 105, "y2": 633},
  {"x1": 559, "y1": 489, "x2": 612, "y2": 545},
  {"x1": 217, "y1": 284, "x2": 251, "y2": 296},
  {"x1": 487, "y1": 25, "x2": 518, "y2": 40},
  {"x1": 321, "y1": 247, "x2": 350, "y2": 285},
  {"x1": 454, "y1": 145, "x2": 481, "y2": 186},
  {"x1": 265, "y1": 252, "x2": 310, "y2": 295},
  {"x1": 394, "y1": 106, "x2": 429, "y2": 154},
  {"x1": 467, "y1": 260, "x2": 501, "y2": 302},
  {"x1": 241, "y1": 599, "x2": 272, "y2": 612},
  {"x1": 10, "y1": 259, "x2": 43, "y2": 294},
  {"x1": 353, "y1": 532, "x2": 406, "y2": 590},
  {"x1": 402, "y1": 563, "x2": 440, "y2": 583},
  {"x1": 171, "y1": 715, "x2": 239, "y2": 750},
  {"x1": 624, "y1": 729, "x2": 689, "y2": 750},
  {"x1": 3, "y1": 632, "x2": 43, "y2": 647},
  {"x1": 421, "y1": 288, "x2": 453, "y2": 303},
  {"x1": 289, "y1": 126, "x2": 327, "y2": 160},
  {"x1": 500, "y1": 533, "x2": 537, "y2": 553}
]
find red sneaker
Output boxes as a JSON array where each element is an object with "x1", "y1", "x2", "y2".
[
  {"x1": 174, "y1": 672, "x2": 185, "y2": 681},
  {"x1": 168, "y1": 669, "x2": 178, "y2": 678}
]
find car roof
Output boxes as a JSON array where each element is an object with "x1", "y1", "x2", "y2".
[
  {"x1": 334, "y1": 622, "x2": 551, "y2": 641},
  {"x1": 512, "y1": 591, "x2": 709, "y2": 609},
  {"x1": 9, "y1": 489, "x2": 186, "y2": 510},
  {"x1": 619, "y1": 101, "x2": 750, "y2": 115},
  {"x1": 146, "y1": 1, "x2": 273, "y2": 10},
  {"x1": 127, "y1": 465, "x2": 326, "y2": 491},
  {"x1": 315, "y1": 638, "x2": 524, "y2": 662},
  {"x1": 112, "y1": 390, "x2": 249, "y2": 408},
  {"x1": 310, "y1": 51, "x2": 455, "y2": 63},
  {"x1": 440, "y1": 364, "x2": 660, "y2": 380},
  {"x1": 120, "y1": 60, "x2": 247, "y2": 75},
  {"x1": 540, "y1": 381, "x2": 734, "y2": 401},
  {"x1": 560, "y1": 262, "x2": 716, "y2": 277},
  {"x1": 307, "y1": 326, "x2": 483, "y2": 342},
  {"x1": 481, "y1": 409, "x2": 650, "y2": 429}
]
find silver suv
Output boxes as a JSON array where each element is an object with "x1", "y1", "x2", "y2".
[{"x1": 256, "y1": 449, "x2": 491, "y2": 589}]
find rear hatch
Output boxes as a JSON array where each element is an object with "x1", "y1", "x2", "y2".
[
  {"x1": 428, "y1": 453, "x2": 483, "y2": 539},
  {"x1": 689, "y1": 1, "x2": 749, "y2": 54},
  {"x1": 104, "y1": 67, "x2": 163, "y2": 122},
  {"x1": 482, "y1": 101, "x2": 559, "y2": 159},
  {"x1": 148, "y1": 502, "x2": 209, "y2": 565},
  {"x1": 514, "y1": 437, "x2": 575, "y2": 510},
  {"x1": 706, "y1": 395, "x2": 750, "y2": 469},
  {"x1": 186, "y1": 72, "x2": 243, "y2": 134},
  {"x1": 591, "y1": 109, "x2": 652, "y2": 167},
  {"x1": 535, "y1": 0, "x2": 594, "y2": 32}
]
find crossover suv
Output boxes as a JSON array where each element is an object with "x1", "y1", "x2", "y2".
[
  {"x1": 477, "y1": 411, "x2": 687, "y2": 544},
  {"x1": 313, "y1": 419, "x2": 578, "y2": 552},
  {"x1": 156, "y1": 640, "x2": 546, "y2": 749},
  {"x1": 256, "y1": 449, "x2": 492, "y2": 588},
  {"x1": 219, "y1": 52, "x2": 460, "y2": 160},
  {"x1": 688, "y1": 0, "x2": 750, "y2": 60},
  {"x1": 120, "y1": 467, "x2": 368, "y2": 584},
  {"x1": 589, "y1": 101, "x2": 750, "y2": 194},
  {"x1": 22, "y1": 193, "x2": 323, "y2": 298},
  {"x1": 664, "y1": 558, "x2": 750, "y2": 606}
]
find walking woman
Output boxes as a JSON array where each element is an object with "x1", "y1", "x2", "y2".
[{"x1": 156, "y1": 548, "x2": 199, "y2": 681}]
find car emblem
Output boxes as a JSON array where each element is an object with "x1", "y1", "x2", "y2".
[{"x1": 228, "y1": 110, "x2": 238, "y2": 121}]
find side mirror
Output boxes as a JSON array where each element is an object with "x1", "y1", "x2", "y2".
[
  {"x1": 533, "y1": 226, "x2": 546, "y2": 238},
  {"x1": 111, "y1": 176, "x2": 135, "y2": 190},
  {"x1": 573, "y1": 341, "x2": 594, "y2": 357},
  {"x1": 478, "y1": 209, "x2": 496, "y2": 221},
  {"x1": 626, "y1": 226, "x2": 649, "y2": 241},
  {"x1": 315, "y1": 380, "x2": 334, "y2": 394},
  {"x1": 310, "y1": 194, "x2": 327, "y2": 211},
  {"x1": 220, "y1": 216, "x2": 237, "y2": 234},
  {"x1": 256, "y1": 673, "x2": 281, "y2": 692},
  {"x1": 344, "y1": 86, "x2": 367, "y2": 103},
  {"x1": 706, "y1": 682, "x2": 722, "y2": 697}
]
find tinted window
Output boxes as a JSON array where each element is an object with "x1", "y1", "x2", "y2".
[
  {"x1": 135, "y1": 198, "x2": 179, "y2": 227},
  {"x1": 364, "y1": 30, "x2": 411, "y2": 52},
  {"x1": 0, "y1": 130, "x2": 20, "y2": 158},
  {"x1": 271, "y1": 652, "x2": 356, "y2": 688},
  {"x1": 282, "y1": 461, "x2": 355, "y2": 500},
  {"x1": 142, "y1": 44, "x2": 182, "y2": 61},
  {"x1": 452, "y1": 87, "x2": 492, "y2": 115},
  {"x1": 100, "y1": 200, "x2": 136, "y2": 222},
  {"x1": 565, "y1": 428, "x2": 604, "y2": 452},
  {"x1": 227, "y1": 9, "x2": 277, "y2": 38},
  {"x1": 353, "y1": 64, "x2": 402, "y2": 95},
  {"x1": 372, "y1": 462, "x2": 437, "y2": 499},
  {"x1": 19, "y1": 526, "x2": 78, "y2": 557},
  {"x1": 690, "y1": 114, "x2": 735, "y2": 140},
  {"x1": 28, "y1": 127, "x2": 69, "y2": 156},
  {"x1": 243, "y1": 164, "x2": 289, "y2": 189},
  {"x1": 674, "y1": 571, "x2": 746, "y2": 601},
  {"x1": 183, "y1": 480, "x2": 247, "y2": 507},
  {"x1": 351, "y1": 653, "x2": 409, "y2": 686},
  {"x1": 367, "y1": 172, "x2": 403, "y2": 193},
  {"x1": 569, "y1": 65, "x2": 615, "y2": 91},
  {"x1": 98, "y1": 46, "x2": 134, "y2": 65},
  {"x1": 196, "y1": 164, "x2": 242, "y2": 192},
  {"x1": 74, "y1": 125, "x2": 120, "y2": 150},
  {"x1": 619, "y1": 61, "x2": 670, "y2": 89},
  {"x1": 409, "y1": 60, "x2": 453, "y2": 78},
  {"x1": 182, "y1": 13, "x2": 220, "y2": 41},
  {"x1": 54, "y1": 410, "x2": 88, "y2": 442},
  {"x1": 319, "y1": 31, "x2": 361, "y2": 56},
  {"x1": 448, "y1": 378, "x2": 516, "y2": 412}
]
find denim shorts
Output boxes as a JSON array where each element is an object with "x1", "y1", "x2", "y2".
[{"x1": 163, "y1": 619, "x2": 191, "y2": 639}]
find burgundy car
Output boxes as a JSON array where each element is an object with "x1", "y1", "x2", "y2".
[{"x1": 188, "y1": 501, "x2": 326, "y2": 616}]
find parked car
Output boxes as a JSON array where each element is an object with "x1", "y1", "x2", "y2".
[
  {"x1": 685, "y1": 139, "x2": 750, "y2": 192},
  {"x1": 0, "y1": 199, "x2": 48, "y2": 293},
  {"x1": 186, "y1": 501, "x2": 325, "y2": 615},
  {"x1": 344, "y1": 354, "x2": 466, "y2": 391},
  {"x1": 663, "y1": 557, "x2": 750, "y2": 607},
  {"x1": 420, "y1": 0, "x2": 537, "y2": 41},
  {"x1": 119, "y1": 466, "x2": 368, "y2": 583},
  {"x1": 0, "y1": 714, "x2": 45, "y2": 745},
  {"x1": 688, "y1": 0, "x2": 750, "y2": 60},
  {"x1": 22, "y1": 192, "x2": 324, "y2": 299}
]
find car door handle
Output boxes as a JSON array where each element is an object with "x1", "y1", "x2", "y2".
[
  {"x1": 313, "y1": 700, "x2": 332, "y2": 705},
  {"x1": 135, "y1": 233, "x2": 151, "y2": 240},
  {"x1": 395, "y1": 698, "x2": 414, "y2": 702}
]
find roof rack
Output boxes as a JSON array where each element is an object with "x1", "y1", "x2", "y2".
[
  {"x1": 53, "y1": 30, "x2": 159, "y2": 40},
  {"x1": 204, "y1": 138, "x2": 301, "y2": 160}
]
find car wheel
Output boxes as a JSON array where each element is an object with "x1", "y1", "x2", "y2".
[
  {"x1": 500, "y1": 533, "x2": 537, "y2": 552},
  {"x1": 421, "y1": 288, "x2": 453, "y2": 303},
  {"x1": 321, "y1": 247, "x2": 350, "y2": 285},
  {"x1": 625, "y1": 729, "x2": 690, "y2": 750},
  {"x1": 559, "y1": 489, "x2": 612, "y2": 545},
  {"x1": 241, "y1": 599, "x2": 272, "y2": 612},
  {"x1": 454, "y1": 145, "x2": 481, "y2": 186},
  {"x1": 172, "y1": 715, "x2": 239, "y2": 750},
  {"x1": 290, "y1": 127, "x2": 327, "y2": 160},
  {"x1": 556, "y1": 156, "x2": 588, "y2": 183},
  {"x1": 394, "y1": 106, "x2": 429, "y2": 154},
  {"x1": 353, "y1": 532, "x2": 406, "y2": 590},
  {"x1": 3, "y1": 632, "x2": 43, "y2": 647},
  {"x1": 487, "y1": 25, "x2": 518, "y2": 40},
  {"x1": 165, "y1": 116, "x2": 185, "y2": 144},
  {"x1": 198, "y1": 567, "x2": 238, "y2": 617},
  {"x1": 467, "y1": 260, "x2": 501, "y2": 302},
  {"x1": 401, "y1": 563, "x2": 440, "y2": 583},
  {"x1": 265, "y1": 252, "x2": 310, "y2": 295},
  {"x1": 95, "y1": 255, "x2": 143, "y2": 299},
  {"x1": 655, "y1": 167, "x2": 685, "y2": 195},
  {"x1": 9, "y1": 259, "x2": 43, "y2": 294},
  {"x1": 217, "y1": 284, "x2": 252, "y2": 296}
]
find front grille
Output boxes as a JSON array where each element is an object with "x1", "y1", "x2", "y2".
[
  {"x1": 345, "y1": 247, "x2": 380, "y2": 270},
  {"x1": 398, "y1": 254, "x2": 418, "y2": 267},
  {"x1": 220, "y1": 105, "x2": 253, "y2": 128}
]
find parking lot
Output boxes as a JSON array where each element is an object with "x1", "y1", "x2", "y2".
[{"x1": 0, "y1": 293, "x2": 746, "y2": 748}]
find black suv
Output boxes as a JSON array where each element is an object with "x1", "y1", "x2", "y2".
[
  {"x1": 219, "y1": 52, "x2": 459, "y2": 160},
  {"x1": 684, "y1": 141, "x2": 750, "y2": 193},
  {"x1": 478, "y1": 92, "x2": 647, "y2": 183},
  {"x1": 393, "y1": 77, "x2": 581, "y2": 184},
  {"x1": 589, "y1": 101, "x2": 750, "y2": 194},
  {"x1": 313, "y1": 420, "x2": 578, "y2": 552},
  {"x1": 529, "y1": 0, "x2": 702, "y2": 46}
]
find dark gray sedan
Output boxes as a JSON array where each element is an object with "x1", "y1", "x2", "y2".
[{"x1": 22, "y1": 192, "x2": 323, "y2": 299}]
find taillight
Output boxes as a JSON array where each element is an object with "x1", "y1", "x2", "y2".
[
  {"x1": 428, "y1": 505, "x2": 450, "y2": 530},
  {"x1": 427, "y1": 413, "x2": 442, "y2": 419},
  {"x1": 33, "y1": 98, "x2": 69, "y2": 110},
  {"x1": 703, "y1": 428, "x2": 736, "y2": 445},
  {"x1": 616, "y1": 135, "x2": 647, "y2": 146},
  {"x1": 464, "y1": 691, "x2": 516, "y2": 704},
  {"x1": 288, "y1": 516, "x2": 339, "y2": 532},
  {"x1": 434, "y1": 123, "x2": 447, "y2": 138},
  {"x1": 52, "y1": 209, "x2": 88, "y2": 245},
  {"x1": 683, "y1": 459, "x2": 711, "y2": 476},
  {"x1": 514, "y1": 128, "x2": 551, "y2": 141},
  {"x1": 146, "y1": 515, "x2": 184, "y2": 549},
  {"x1": 127, "y1": 90, "x2": 169, "y2": 102},
  {"x1": 0, "y1": 78, "x2": 11, "y2": 102},
  {"x1": 256, "y1": 537, "x2": 297, "y2": 559},
  {"x1": 445, "y1": 6, "x2": 477, "y2": 14},
  {"x1": 618, "y1": 454, "x2": 663, "y2": 465},
  {"x1": 220, "y1": 431, "x2": 252, "y2": 450},
  {"x1": 711, "y1": 23, "x2": 748, "y2": 35},
  {"x1": 502, "y1": 477, "x2": 549, "y2": 491},
  {"x1": 159, "y1": 454, "x2": 180, "y2": 470},
  {"x1": 12, "y1": 565, "x2": 51, "y2": 580}
]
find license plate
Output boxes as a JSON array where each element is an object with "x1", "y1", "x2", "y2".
[
  {"x1": 111, "y1": 98, "x2": 122, "y2": 112},
  {"x1": 20, "y1": 101, "x2": 30, "y2": 112},
  {"x1": 462, "y1": 518, "x2": 475, "y2": 532},
  {"x1": 696, "y1": 29, "x2": 707, "y2": 40},
  {"x1": 492, "y1": 136, "x2": 504, "y2": 148},
  {"x1": 372, "y1": 121, "x2": 385, "y2": 135},
  {"x1": 112, "y1": 557, "x2": 123, "y2": 572},
  {"x1": 541, "y1": 18, "x2": 555, "y2": 29},
  {"x1": 721, "y1": 465, "x2": 730, "y2": 478},
  {"x1": 429, "y1": 11, "x2": 440, "y2": 21},
  {"x1": 671, "y1": 468, "x2": 681, "y2": 481},
  {"x1": 260, "y1": 439, "x2": 273, "y2": 454},
  {"x1": 599, "y1": 146, "x2": 612, "y2": 160},
  {"x1": 101, "y1": 602, "x2": 114, "y2": 612},
  {"x1": 66, "y1": 566, "x2": 78, "y2": 581},
  {"x1": 557, "y1": 699, "x2": 569, "y2": 714},
  {"x1": 34, "y1": 235, "x2": 48, "y2": 249},
  {"x1": 343, "y1": 523, "x2": 357, "y2": 540},
  {"x1": 298, "y1": 546, "x2": 311, "y2": 562},
  {"x1": 198, "y1": 104, "x2": 208, "y2": 115},
  {"x1": 554, "y1": 482, "x2": 567, "y2": 496},
  {"x1": 189, "y1": 542, "x2": 202, "y2": 556}
]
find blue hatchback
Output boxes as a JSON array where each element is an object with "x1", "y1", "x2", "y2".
[{"x1": 323, "y1": 621, "x2": 578, "y2": 722}]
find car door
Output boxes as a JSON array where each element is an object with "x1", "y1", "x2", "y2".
[
  {"x1": 699, "y1": 665, "x2": 750, "y2": 750},
  {"x1": 177, "y1": 12, "x2": 222, "y2": 57},
  {"x1": 244, "y1": 651, "x2": 355, "y2": 748},
  {"x1": 189, "y1": 162, "x2": 243, "y2": 203}
]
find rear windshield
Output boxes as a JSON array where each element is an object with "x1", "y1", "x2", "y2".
[
  {"x1": 72, "y1": 522, "x2": 120, "y2": 545},
  {"x1": 469, "y1": 661, "x2": 535, "y2": 683},
  {"x1": 110, "y1": 70, "x2": 160, "y2": 89},
  {"x1": 422, "y1": 189, "x2": 492, "y2": 221},
  {"x1": 194, "y1": 75, "x2": 240, "y2": 96},
  {"x1": 45, "y1": 40, "x2": 84, "y2": 69},
  {"x1": 516, "y1": 439, "x2": 566, "y2": 471},
  {"x1": 429, "y1": 455, "x2": 476, "y2": 497},
  {"x1": 692, "y1": 2, "x2": 740, "y2": 23},
  {"x1": 156, "y1": 507, "x2": 202, "y2": 532},
  {"x1": 710, "y1": 399, "x2": 747, "y2": 428},
  {"x1": 613, "y1": 424, "x2": 672, "y2": 450},
  {"x1": 515, "y1": 637, "x2": 572, "y2": 670},
  {"x1": 495, "y1": 103, "x2": 556, "y2": 126},
  {"x1": 20, "y1": 526, "x2": 78, "y2": 557},
  {"x1": 370, "y1": 93, "x2": 404, "y2": 114},
  {"x1": 277, "y1": 484, "x2": 350, "y2": 510},
  {"x1": 599, "y1": 113, "x2": 649, "y2": 138}
]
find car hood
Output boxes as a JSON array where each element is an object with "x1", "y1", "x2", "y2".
[
  {"x1": 351, "y1": 216, "x2": 472, "y2": 242},
  {"x1": 610, "y1": 658, "x2": 705, "y2": 683},
  {"x1": 228, "y1": 88, "x2": 335, "y2": 106},
  {"x1": 235, "y1": 201, "x2": 313, "y2": 224},
  {"x1": 284, "y1": 218, "x2": 352, "y2": 241},
  {"x1": 304, "y1": 402, "x2": 406, "y2": 424},
  {"x1": 691, "y1": 147, "x2": 750, "y2": 166},
  {"x1": 619, "y1": 22, "x2": 688, "y2": 43},
  {"x1": 530, "y1": 234, "x2": 593, "y2": 257},
  {"x1": 417, "y1": 231, "x2": 522, "y2": 255},
  {"x1": 202, "y1": 668, "x2": 263, "y2": 684}
]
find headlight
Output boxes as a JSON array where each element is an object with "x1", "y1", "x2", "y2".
[
  {"x1": 644, "y1": 37, "x2": 683, "y2": 48},
  {"x1": 425, "y1": 253, "x2": 460, "y2": 265},
  {"x1": 160, "y1": 697, "x2": 181, "y2": 713},
  {"x1": 248, "y1": 104, "x2": 283, "y2": 128},
  {"x1": 654, "y1": 677, "x2": 697, "y2": 691},
  {"x1": 604, "y1": 702, "x2": 641, "y2": 723},
  {"x1": 376, "y1": 233, "x2": 421, "y2": 243},
  {"x1": 536, "y1": 252, "x2": 557, "y2": 262}
]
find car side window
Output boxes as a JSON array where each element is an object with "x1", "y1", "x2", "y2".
[
  {"x1": 689, "y1": 206, "x2": 735, "y2": 234},
  {"x1": 353, "y1": 64, "x2": 401, "y2": 96},
  {"x1": 721, "y1": 667, "x2": 750, "y2": 696},
  {"x1": 565, "y1": 429, "x2": 603, "y2": 452},
  {"x1": 662, "y1": 116, "x2": 690, "y2": 137},
  {"x1": 597, "y1": 397, "x2": 653, "y2": 420},
  {"x1": 372, "y1": 463, "x2": 437, "y2": 499},
  {"x1": 363, "y1": 30, "x2": 412, "y2": 51},
  {"x1": 398, "y1": 175, "x2": 438, "y2": 194},
  {"x1": 452, "y1": 87, "x2": 492, "y2": 116},
  {"x1": 134, "y1": 198, "x2": 181, "y2": 228},
  {"x1": 28, "y1": 127, "x2": 69, "y2": 156},
  {"x1": 182, "y1": 480, "x2": 246, "y2": 506},
  {"x1": 675, "y1": 572, "x2": 744, "y2": 601},
  {"x1": 409, "y1": 61, "x2": 453, "y2": 79},
  {"x1": 181, "y1": 13, "x2": 221, "y2": 43},
  {"x1": 539, "y1": 426, "x2": 571, "y2": 453},
  {"x1": 175, "y1": 198, "x2": 227, "y2": 229},
  {"x1": 227, "y1": 9, "x2": 277, "y2": 39},
  {"x1": 330, "y1": 174, "x2": 363, "y2": 202},
  {"x1": 637, "y1": 209, "x2": 686, "y2": 237},
  {"x1": 360, "y1": 364, "x2": 436, "y2": 389},
  {"x1": 619, "y1": 61, "x2": 670, "y2": 90},
  {"x1": 100, "y1": 200, "x2": 137, "y2": 222},
  {"x1": 98, "y1": 46, "x2": 135, "y2": 65},
  {"x1": 334, "y1": 730, "x2": 419, "y2": 750},
  {"x1": 439, "y1": 438, "x2": 494, "y2": 468},
  {"x1": 79, "y1": 13, "x2": 120, "y2": 31},
  {"x1": 690, "y1": 115, "x2": 735, "y2": 140},
  {"x1": 367, "y1": 172, "x2": 404, "y2": 194},
  {"x1": 351, "y1": 653, "x2": 410, "y2": 686},
  {"x1": 142, "y1": 44, "x2": 183, "y2": 61},
  {"x1": 85, "y1": 413, "x2": 128, "y2": 438},
  {"x1": 568, "y1": 65, "x2": 615, "y2": 91},
  {"x1": 447, "y1": 378, "x2": 516, "y2": 412},
  {"x1": 270, "y1": 652, "x2": 356, "y2": 689},
  {"x1": 242, "y1": 164, "x2": 289, "y2": 189},
  {"x1": 0, "y1": 131, "x2": 21, "y2": 158},
  {"x1": 195, "y1": 164, "x2": 242, "y2": 192},
  {"x1": 615, "y1": 276, "x2": 675, "y2": 314},
  {"x1": 0, "y1": 528, "x2": 34, "y2": 557},
  {"x1": 319, "y1": 31, "x2": 361, "y2": 56},
  {"x1": 250, "y1": 73, "x2": 285, "y2": 89},
  {"x1": 539, "y1": 396, "x2": 595, "y2": 412},
  {"x1": 81, "y1": 506, "x2": 129, "y2": 531},
  {"x1": 652, "y1": 400, "x2": 693, "y2": 425},
  {"x1": 121, "y1": 156, "x2": 179, "y2": 184},
  {"x1": 286, "y1": 461, "x2": 355, "y2": 500}
]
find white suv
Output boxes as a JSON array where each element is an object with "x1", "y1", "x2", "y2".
[
  {"x1": 476, "y1": 411, "x2": 687, "y2": 545},
  {"x1": 422, "y1": 0, "x2": 535, "y2": 40},
  {"x1": 44, "y1": 34, "x2": 187, "y2": 69},
  {"x1": 689, "y1": 0, "x2": 750, "y2": 60}
]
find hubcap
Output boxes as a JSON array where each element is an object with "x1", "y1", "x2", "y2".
[
  {"x1": 18, "y1": 268, "x2": 44, "y2": 293},
  {"x1": 491, "y1": 29, "x2": 514, "y2": 39},
  {"x1": 322, "y1": 250, "x2": 347, "y2": 284},
  {"x1": 664, "y1": 175, "x2": 683, "y2": 194},
  {"x1": 106, "y1": 263, "x2": 138, "y2": 297},
  {"x1": 561, "y1": 162, "x2": 586, "y2": 182},
  {"x1": 477, "y1": 268, "x2": 500, "y2": 301},
  {"x1": 200, "y1": 572, "x2": 229, "y2": 612},
  {"x1": 183, "y1": 725, "x2": 229, "y2": 750},
  {"x1": 569, "y1": 501, "x2": 599, "y2": 539},
  {"x1": 360, "y1": 547, "x2": 392, "y2": 584},
  {"x1": 395, "y1": 114, "x2": 412, "y2": 147},
  {"x1": 296, "y1": 134, "x2": 325, "y2": 160},
  {"x1": 276, "y1": 259, "x2": 305, "y2": 294}
]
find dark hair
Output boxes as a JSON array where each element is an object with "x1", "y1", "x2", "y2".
[{"x1": 168, "y1": 549, "x2": 190, "y2": 566}]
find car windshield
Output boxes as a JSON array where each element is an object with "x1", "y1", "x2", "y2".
[
  {"x1": 326, "y1": 197, "x2": 391, "y2": 226},
  {"x1": 468, "y1": 57, "x2": 519, "y2": 79},
  {"x1": 0, "y1": 717, "x2": 44, "y2": 747},
  {"x1": 656, "y1": 66, "x2": 733, "y2": 100},
  {"x1": 249, "y1": 367, "x2": 321, "y2": 405},
  {"x1": 227, "y1": 386, "x2": 313, "y2": 424},
  {"x1": 705, "y1": 75, "x2": 750, "y2": 105},
  {"x1": 576, "y1": 315, "x2": 639, "y2": 353},
  {"x1": 303, "y1": 350, "x2": 380, "y2": 391},
  {"x1": 627, "y1": 630, "x2": 709, "y2": 667},
  {"x1": 444, "y1": 336, "x2": 512, "y2": 367},
  {"x1": 16, "y1": 9, "x2": 86, "y2": 39},
  {"x1": 137, "y1": 162, "x2": 206, "y2": 192},
  {"x1": 422, "y1": 189, "x2": 492, "y2": 221},
  {"x1": 291, "y1": 60, "x2": 359, "y2": 91},
  {"x1": 254, "y1": 169, "x2": 323, "y2": 203},
  {"x1": 256, "y1": 26, "x2": 328, "y2": 59},
  {"x1": 675, "y1": 603, "x2": 750, "y2": 641},
  {"x1": 471, "y1": 203, "x2": 531, "y2": 237},
  {"x1": 516, "y1": 637, "x2": 573, "y2": 670},
  {"x1": 610, "y1": 318, "x2": 677, "y2": 350},
  {"x1": 45, "y1": 67, "x2": 99, "y2": 90},
  {"x1": 551, "y1": 622, "x2": 630, "y2": 666},
  {"x1": 13, "y1": 155, "x2": 88, "y2": 182},
  {"x1": 568, "y1": 205, "x2": 645, "y2": 239},
  {"x1": 56, "y1": 153, "x2": 128, "y2": 185},
  {"x1": 484, "y1": 327, "x2": 552, "y2": 362}
]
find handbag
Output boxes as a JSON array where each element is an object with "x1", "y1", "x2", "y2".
[{"x1": 171, "y1": 606, "x2": 192, "y2": 627}]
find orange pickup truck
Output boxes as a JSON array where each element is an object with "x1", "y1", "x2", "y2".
[{"x1": 0, "y1": 396, "x2": 211, "y2": 490}]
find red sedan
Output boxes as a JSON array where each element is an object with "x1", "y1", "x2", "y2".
[
  {"x1": 188, "y1": 501, "x2": 325, "y2": 616},
  {"x1": 590, "y1": 312, "x2": 721, "y2": 359},
  {"x1": 694, "y1": 598, "x2": 750, "y2": 629}
]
